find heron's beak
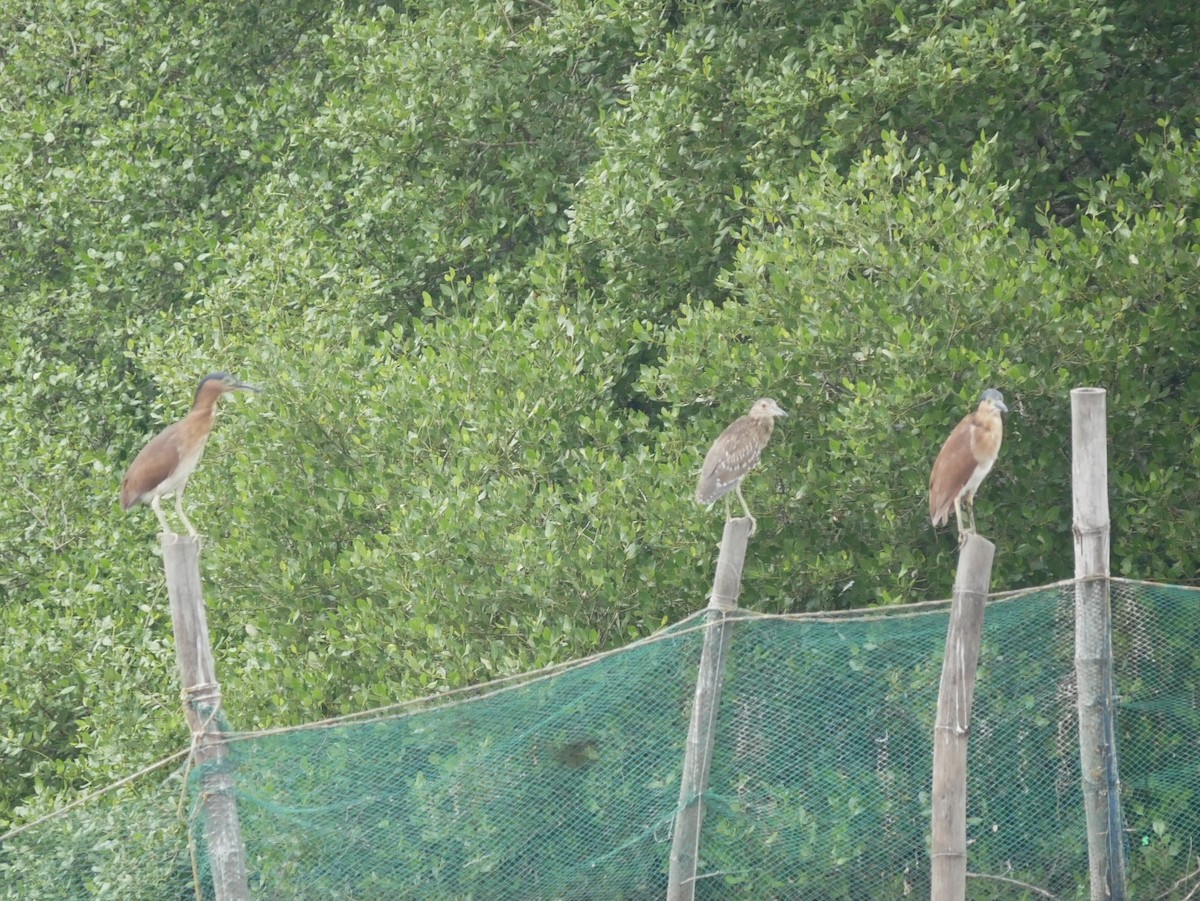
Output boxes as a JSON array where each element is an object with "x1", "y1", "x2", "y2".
[{"x1": 234, "y1": 382, "x2": 261, "y2": 393}]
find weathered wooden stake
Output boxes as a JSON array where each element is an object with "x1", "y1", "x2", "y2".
[
  {"x1": 162, "y1": 534, "x2": 250, "y2": 901},
  {"x1": 1072, "y1": 387, "x2": 1127, "y2": 900},
  {"x1": 667, "y1": 516, "x2": 752, "y2": 901},
  {"x1": 930, "y1": 533, "x2": 995, "y2": 901}
]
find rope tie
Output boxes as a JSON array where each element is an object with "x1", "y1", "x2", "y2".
[{"x1": 183, "y1": 682, "x2": 224, "y2": 739}]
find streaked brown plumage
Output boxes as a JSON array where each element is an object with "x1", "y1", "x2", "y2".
[
  {"x1": 696, "y1": 397, "x2": 787, "y2": 535},
  {"x1": 121, "y1": 372, "x2": 258, "y2": 536},
  {"x1": 929, "y1": 388, "x2": 1007, "y2": 542}
]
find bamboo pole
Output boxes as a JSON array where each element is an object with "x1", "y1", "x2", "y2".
[
  {"x1": 1071, "y1": 387, "x2": 1127, "y2": 900},
  {"x1": 667, "y1": 516, "x2": 752, "y2": 901},
  {"x1": 162, "y1": 535, "x2": 250, "y2": 901},
  {"x1": 930, "y1": 533, "x2": 995, "y2": 901}
]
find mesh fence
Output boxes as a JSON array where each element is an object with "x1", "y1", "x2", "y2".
[
  {"x1": 0, "y1": 762, "x2": 194, "y2": 899},
  {"x1": 3, "y1": 579, "x2": 1200, "y2": 899}
]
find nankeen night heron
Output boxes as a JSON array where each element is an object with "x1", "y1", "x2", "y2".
[
  {"x1": 929, "y1": 388, "x2": 1008, "y2": 542},
  {"x1": 695, "y1": 397, "x2": 787, "y2": 535},
  {"x1": 120, "y1": 373, "x2": 259, "y2": 536}
]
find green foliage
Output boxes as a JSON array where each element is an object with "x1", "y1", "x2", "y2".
[
  {"x1": 567, "y1": 18, "x2": 750, "y2": 318},
  {"x1": 0, "y1": 772, "x2": 191, "y2": 900},
  {"x1": 2, "y1": 2, "x2": 1200, "y2": 892},
  {"x1": 647, "y1": 132, "x2": 1200, "y2": 606}
]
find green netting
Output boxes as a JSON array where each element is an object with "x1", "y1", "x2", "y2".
[
  {"x1": 4, "y1": 579, "x2": 1200, "y2": 899},
  {"x1": 0, "y1": 767, "x2": 194, "y2": 899}
]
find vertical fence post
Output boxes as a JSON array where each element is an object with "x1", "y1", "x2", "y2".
[
  {"x1": 667, "y1": 516, "x2": 751, "y2": 901},
  {"x1": 1072, "y1": 387, "x2": 1127, "y2": 900},
  {"x1": 162, "y1": 535, "x2": 250, "y2": 901},
  {"x1": 929, "y1": 533, "x2": 995, "y2": 901}
]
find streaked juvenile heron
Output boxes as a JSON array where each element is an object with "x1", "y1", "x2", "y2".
[
  {"x1": 121, "y1": 372, "x2": 259, "y2": 536},
  {"x1": 929, "y1": 388, "x2": 1008, "y2": 542},
  {"x1": 695, "y1": 397, "x2": 787, "y2": 535}
]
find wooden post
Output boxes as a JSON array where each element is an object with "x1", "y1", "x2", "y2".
[
  {"x1": 162, "y1": 535, "x2": 250, "y2": 901},
  {"x1": 1071, "y1": 387, "x2": 1127, "y2": 900},
  {"x1": 667, "y1": 516, "x2": 752, "y2": 901},
  {"x1": 930, "y1": 533, "x2": 995, "y2": 901}
]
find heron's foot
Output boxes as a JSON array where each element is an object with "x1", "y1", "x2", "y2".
[{"x1": 724, "y1": 513, "x2": 758, "y2": 536}]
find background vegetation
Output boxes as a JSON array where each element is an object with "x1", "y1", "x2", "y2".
[{"x1": 2, "y1": 0, "x2": 1198, "y2": 840}]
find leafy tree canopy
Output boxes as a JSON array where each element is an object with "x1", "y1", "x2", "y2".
[{"x1": 2, "y1": 0, "x2": 1198, "y2": 827}]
